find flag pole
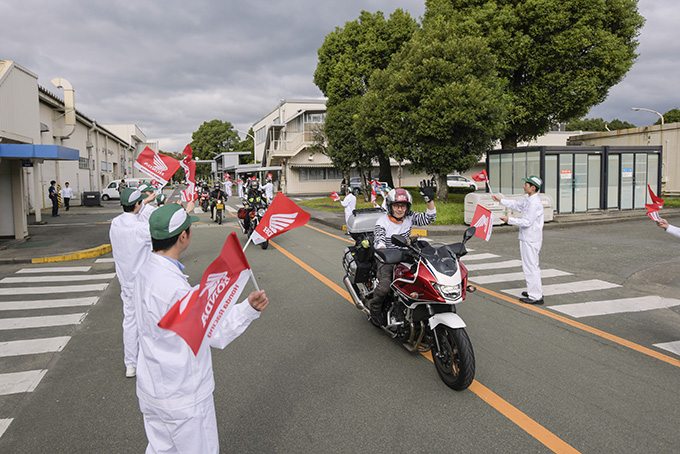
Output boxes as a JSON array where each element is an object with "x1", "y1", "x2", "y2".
[
  {"x1": 249, "y1": 269, "x2": 261, "y2": 292},
  {"x1": 242, "y1": 236, "x2": 252, "y2": 252}
]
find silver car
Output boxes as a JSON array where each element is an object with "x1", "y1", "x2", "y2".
[{"x1": 446, "y1": 175, "x2": 477, "y2": 190}]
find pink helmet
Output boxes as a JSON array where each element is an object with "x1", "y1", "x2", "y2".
[{"x1": 385, "y1": 188, "x2": 412, "y2": 219}]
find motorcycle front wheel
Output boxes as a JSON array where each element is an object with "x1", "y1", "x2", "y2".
[
  {"x1": 432, "y1": 326, "x2": 475, "y2": 391},
  {"x1": 216, "y1": 211, "x2": 222, "y2": 225},
  {"x1": 260, "y1": 240, "x2": 269, "y2": 250}
]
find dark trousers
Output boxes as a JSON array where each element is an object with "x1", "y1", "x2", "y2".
[
  {"x1": 64, "y1": 198, "x2": 70, "y2": 210},
  {"x1": 51, "y1": 196, "x2": 58, "y2": 216},
  {"x1": 368, "y1": 262, "x2": 394, "y2": 313}
]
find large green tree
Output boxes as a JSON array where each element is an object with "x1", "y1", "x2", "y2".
[
  {"x1": 566, "y1": 117, "x2": 635, "y2": 131},
  {"x1": 190, "y1": 119, "x2": 241, "y2": 160},
  {"x1": 360, "y1": 14, "x2": 508, "y2": 201},
  {"x1": 314, "y1": 9, "x2": 419, "y2": 186},
  {"x1": 655, "y1": 108, "x2": 680, "y2": 125},
  {"x1": 426, "y1": 0, "x2": 645, "y2": 148}
]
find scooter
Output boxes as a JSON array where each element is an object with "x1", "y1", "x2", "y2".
[{"x1": 342, "y1": 208, "x2": 477, "y2": 390}]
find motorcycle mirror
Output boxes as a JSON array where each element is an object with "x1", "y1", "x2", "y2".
[
  {"x1": 391, "y1": 235, "x2": 409, "y2": 248},
  {"x1": 463, "y1": 226, "x2": 476, "y2": 243}
]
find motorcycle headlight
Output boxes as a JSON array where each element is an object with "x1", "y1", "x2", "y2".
[
  {"x1": 257, "y1": 208, "x2": 266, "y2": 217},
  {"x1": 434, "y1": 283, "x2": 461, "y2": 300}
]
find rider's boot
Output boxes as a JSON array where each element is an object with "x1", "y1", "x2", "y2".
[{"x1": 370, "y1": 302, "x2": 386, "y2": 327}]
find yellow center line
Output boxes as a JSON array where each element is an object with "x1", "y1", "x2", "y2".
[
  {"x1": 305, "y1": 224, "x2": 354, "y2": 243},
  {"x1": 269, "y1": 238, "x2": 579, "y2": 454}
]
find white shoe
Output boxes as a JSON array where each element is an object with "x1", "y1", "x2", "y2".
[{"x1": 125, "y1": 366, "x2": 136, "y2": 378}]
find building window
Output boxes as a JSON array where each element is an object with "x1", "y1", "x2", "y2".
[
  {"x1": 256, "y1": 127, "x2": 266, "y2": 144},
  {"x1": 299, "y1": 167, "x2": 343, "y2": 181},
  {"x1": 79, "y1": 157, "x2": 90, "y2": 169},
  {"x1": 304, "y1": 112, "x2": 326, "y2": 123}
]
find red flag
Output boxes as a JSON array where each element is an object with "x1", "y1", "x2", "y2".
[
  {"x1": 250, "y1": 193, "x2": 311, "y2": 244},
  {"x1": 180, "y1": 144, "x2": 198, "y2": 202},
  {"x1": 330, "y1": 191, "x2": 340, "y2": 201},
  {"x1": 158, "y1": 232, "x2": 252, "y2": 355},
  {"x1": 134, "y1": 147, "x2": 181, "y2": 186},
  {"x1": 647, "y1": 184, "x2": 664, "y2": 208},
  {"x1": 470, "y1": 204, "x2": 493, "y2": 241},
  {"x1": 371, "y1": 186, "x2": 377, "y2": 204},
  {"x1": 471, "y1": 170, "x2": 489, "y2": 182}
]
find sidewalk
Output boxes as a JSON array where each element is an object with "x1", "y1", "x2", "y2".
[{"x1": 2, "y1": 199, "x2": 680, "y2": 264}]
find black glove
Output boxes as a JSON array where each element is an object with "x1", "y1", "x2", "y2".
[{"x1": 419, "y1": 179, "x2": 435, "y2": 203}]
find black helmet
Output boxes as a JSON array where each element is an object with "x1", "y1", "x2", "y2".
[
  {"x1": 250, "y1": 179, "x2": 259, "y2": 189},
  {"x1": 385, "y1": 188, "x2": 412, "y2": 220}
]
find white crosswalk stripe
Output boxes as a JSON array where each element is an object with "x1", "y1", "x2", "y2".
[
  {"x1": 0, "y1": 297, "x2": 98, "y2": 311},
  {"x1": 0, "y1": 337, "x2": 71, "y2": 357},
  {"x1": 0, "y1": 370, "x2": 47, "y2": 396},
  {"x1": 464, "y1": 260, "x2": 523, "y2": 271},
  {"x1": 0, "y1": 313, "x2": 87, "y2": 330},
  {"x1": 1, "y1": 273, "x2": 116, "y2": 284},
  {"x1": 462, "y1": 253, "x2": 500, "y2": 261},
  {"x1": 471, "y1": 269, "x2": 571, "y2": 284},
  {"x1": 502, "y1": 279, "x2": 620, "y2": 297},
  {"x1": 0, "y1": 419, "x2": 11, "y2": 438},
  {"x1": 549, "y1": 296, "x2": 680, "y2": 318},
  {"x1": 94, "y1": 258, "x2": 114, "y2": 263},
  {"x1": 16, "y1": 266, "x2": 91, "y2": 273},
  {"x1": 0, "y1": 283, "x2": 109, "y2": 295},
  {"x1": 653, "y1": 341, "x2": 680, "y2": 356},
  {"x1": 225, "y1": 205, "x2": 237, "y2": 213}
]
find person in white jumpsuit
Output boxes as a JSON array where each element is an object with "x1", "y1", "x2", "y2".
[
  {"x1": 224, "y1": 178, "x2": 233, "y2": 197},
  {"x1": 338, "y1": 188, "x2": 357, "y2": 229},
  {"x1": 262, "y1": 178, "x2": 274, "y2": 204},
  {"x1": 493, "y1": 175, "x2": 545, "y2": 305},
  {"x1": 134, "y1": 203, "x2": 269, "y2": 453},
  {"x1": 109, "y1": 188, "x2": 156, "y2": 377},
  {"x1": 237, "y1": 179, "x2": 244, "y2": 198},
  {"x1": 656, "y1": 218, "x2": 680, "y2": 239}
]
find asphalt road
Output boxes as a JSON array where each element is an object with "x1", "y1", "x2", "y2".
[{"x1": 1, "y1": 196, "x2": 679, "y2": 453}]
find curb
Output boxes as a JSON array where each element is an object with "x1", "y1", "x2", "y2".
[{"x1": 29, "y1": 244, "x2": 112, "y2": 264}]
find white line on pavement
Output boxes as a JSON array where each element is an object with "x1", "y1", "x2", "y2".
[
  {"x1": 461, "y1": 253, "x2": 500, "y2": 261},
  {"x1": 0, "y1": 336, "x2": 71, "y2": 357},
  {"x1": 503, "y1": 279, "x2": 620, "y2": 297},
  {"x1": 226, "y1": 205, "x2": 237, "y2": 212},
  {"x1": 653, "y1": 341, "x2": 680, "y2": 356},
  {"x1": 1, "y1": 273, "x2": 116, "y2": 284},
  {"x1": 0, "y1": 297, "x2": 98, "y2": 311},
  {"x1": 0, "y1": 313, "x2": 87, "y2": 330},
  {"x1": 0, "y1": 370, "x2": 48, "y2": 396},
  {"x1": 16, "y1": 266, "x2": 91, "y2": 274},
  {"x1": 471, "y1": 269, "x2": 571, "y2": 284},
  {"x1": 464, "y1": 260, "x2": 523, "y2": 272},
  {"x1": 0, "y1": 283, "x2": 108, "y2": 296},
  {"x1": 94, "y1": 258, "x2": 114, "y2": 263},
  {"x1": 0, "y1": 419, "x2": 12, "y2": 438},
  {"x1": 549, "y1": 296, "x2": 680, "y2": 318}
]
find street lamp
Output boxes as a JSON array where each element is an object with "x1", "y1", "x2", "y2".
[
  {"x1": 631, "y1": 107, "x2": 664, "y2": 125},
  {"x1": 235, "y1": 128, "x2": 257, "y2": 163}
]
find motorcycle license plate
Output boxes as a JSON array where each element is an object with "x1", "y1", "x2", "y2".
[{"x1": 216, "y1": 203, "x2": 224, "y2": 209}]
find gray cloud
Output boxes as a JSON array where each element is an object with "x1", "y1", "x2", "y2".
[{"x1": 3, "y1": 0, "x2": 676, "y2": 151}]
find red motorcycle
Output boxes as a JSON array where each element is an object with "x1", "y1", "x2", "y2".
[{"x1": 342, "y1": 208, "x2": 477, "y2": 390}]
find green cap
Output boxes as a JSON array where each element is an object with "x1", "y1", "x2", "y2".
[
  {"x1": 156, "y1": 194, "x2": 167, "y2": 204},
  {"x1": 149, "y1": 204, "x2": 199, "y2": 240},
  {"x1": 138, "y1": 183, "x2": 156, "y2": 193},
  {"x1": 522, "y1": 175, "x2": 543, "y2": 190},
  {"x1": 120, "y1": 188, "x2": 145, "y2": 206}
]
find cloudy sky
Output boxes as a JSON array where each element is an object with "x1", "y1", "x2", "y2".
[{"x1": 3, "y1": 0, "x2": 678, "y2": 152}]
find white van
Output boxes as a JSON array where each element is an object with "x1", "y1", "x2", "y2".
[{"x1": 101, "y1": 178, "x2": 152, "y2": 201}]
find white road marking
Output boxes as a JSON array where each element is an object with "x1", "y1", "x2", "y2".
[
  {"x1": 549, "y1": 296, "x2": 680, "y2": 318},
  {"x1": 16, "y1": 266, "x2": 91, "y2": 274},
  {"x1": 94, "y1": 258, "x2": 114, "y2": 263},
  {"x1": 464, "y1": 260, "x2": 523, "y2": 271},
  {"x1": 0, "y1": 370, "x2": 48, "y2": 396},
  {"x1": 0, "y1": 297, "x2": 98, "y2": 311},
  {"x1": 1, "y1": 273, "x2": 116, "y2": 284},
  {"x1": 0, "y1": 313, "x2": 87, "y2": 330},
  {"x1": 0, "y1": 283, "x2": 108, "y2": 296},
  {"x1": 503, "y1": 279, "x2": 620, "y2": 297},
  {"x1": 226, "y1": 205, "x2": 237, "y2": 213},
  {"x1": 461, "y1": 253, "x2": 500, "y2": 261},
  {"x1": 471, "y1": 269, "x2": 571, "y2": 284},
  {"x1": 0, "y1": 336, "x2": 71, "y2": 357},
  {"x1": 0, "y1": 419, "x2": 12, "y2": 438},
  {"x1": 653, "y1": 341, "x2": 680, "y2": 356}
]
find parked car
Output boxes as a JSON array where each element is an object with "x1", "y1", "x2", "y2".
[
  {"x1": 340, "y1": 177, "x2": 364, "y2": 195},
  {"x1": 446, "y1": 175, "x2": 478, "y2": 191},
  {"x1": 101, "y1": 178, "x2": 152, "y2": 200}
]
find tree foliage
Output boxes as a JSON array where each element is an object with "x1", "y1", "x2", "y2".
[
  {"x1": 314, "y1": 9, "x2": 419, "y2": 187},
  {"x1": 655, "y1": 108, "x2": 680, "y2": 125},
  {"x1": 360, "y1": 15, "x2": 508, "y2": 201},
  {"x1": 190, "y1": 119, "x2": 241, "y2": 160},
  {"x1": 566, "y1": 117, "x2": 635, "y2": 131},
  {"x1": 425, "y1": 0, "x2": 645, "y2": 147}
]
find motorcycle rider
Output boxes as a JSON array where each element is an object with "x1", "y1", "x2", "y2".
[
  {"x1": 242, "y1": 179, "x2": 265, "y2": 233},
  {"x1": 368, "y1": 180, "x2": 437, "y2": 327},
  {"x1": 209, "y1": 183, "x2": 226, "y2": 220}
]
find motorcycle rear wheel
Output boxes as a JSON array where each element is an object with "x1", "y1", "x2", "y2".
[{"x1": 432, "y1": 326, "x2": 475, "y2": 391}]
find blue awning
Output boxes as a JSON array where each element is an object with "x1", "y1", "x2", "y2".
[{"x1": 0, "y1": 144, "x2": 79, "y2": 160}]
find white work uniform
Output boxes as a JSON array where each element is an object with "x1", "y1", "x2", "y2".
[
  {"x1": 340, "y1": 193, "x2": 357, "y2": 226},
  {"x1": 237, "y1": 180, "x2": 244, "y2": 198},
  {"x1": 224, "y1": 181, "x2": 232, "y2": 197},
  {"x1": 109, "y1": 212, "x2": 152, "y2": 368},
  {"x1": 501, "y1": 193, "x2": 544, "y2": 300},
  {"x1": 134, "y1": 252, "x2": 261, "y2": 454},
  {"x1": 666, "y1": 224, "x2": 680, "y2": 239},
  {"x1": 60, "y1": 186, "x2": 73, "y2": 199},
  {"x1": 138, "y1": 203, "x2": 157, "y2": 223},
  {"x1": 263, "y1": 181, "x2": 274, "y2": 203}
]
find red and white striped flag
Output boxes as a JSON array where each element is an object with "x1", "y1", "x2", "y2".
[
  {"x1": 250, "y1": 193, "x2": 310, "y2": 245},
  {"x1": 158, "y1": 232, "x2": 253, "y2": 355},
  {"x1": 370, "y1": 186, "x2": 377, "y2": 204},
  {"x1": 134, "y1": 147, "x2": 181, "y2": 186},
  {"x1": 179, "y1": 144, "x2": 198, "y2": 202},
  {"x1": 330, "y1": 191, "x2": 340, "y2": 201}
]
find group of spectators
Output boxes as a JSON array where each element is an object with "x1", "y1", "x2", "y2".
[{"x1": 47, "y1": 180, "x2": 74, "y2": 217}]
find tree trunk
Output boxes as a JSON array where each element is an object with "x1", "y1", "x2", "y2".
[
  {"x1": 436, "y1": 174, "x2": 448, "y2": 202},
  {"x1": 360, "y1": 170, "x2": 370, "y2": 202},
  {"x1": 501, "y1": 134, "x2": 518, "y2": 149},
  {"x1": 378, "y1": 154, "x2": 394, "y2": 188}
]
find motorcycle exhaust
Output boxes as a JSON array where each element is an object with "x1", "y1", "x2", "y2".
[{"x1": 343, "y1": 276, "x2": 368, "y2": 314}]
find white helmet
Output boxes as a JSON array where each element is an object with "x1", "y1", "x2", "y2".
[{"x1": 385, "y1": 188, "x2": 412, "y2": 220}]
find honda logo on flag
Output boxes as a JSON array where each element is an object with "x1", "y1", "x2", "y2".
[
  {"x1": 250, "y1": 193, "x2": 310, "y2": 245},
  {"x1": 134, "y1": 146, "x2": 181, "y2": 186},
  {"x1": 470, "y1": 204, "x2": 493, "y2": 241}
]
